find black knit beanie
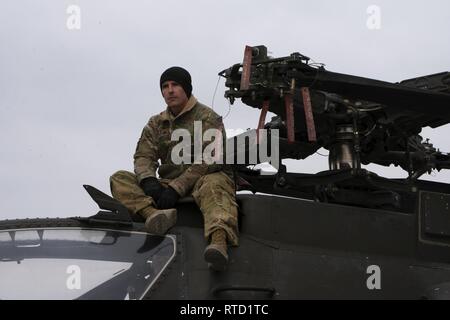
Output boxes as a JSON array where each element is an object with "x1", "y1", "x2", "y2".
[{"x1": 160, "y1": 66, "x2": 192, "y2": 98}]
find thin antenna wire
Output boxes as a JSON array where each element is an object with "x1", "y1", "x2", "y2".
[
  {"x1": 315, "y1": 150, "x2": 328, "y2": 157},
  {"x1": 211, "y1": 75, "x2": 232, "y2": 119},
  {"x1": 222, "y1": 98, "x2": 232, "y2": 120},
  {"x1": 211, "y1": 75, "x2": 221, "y2": 110}
]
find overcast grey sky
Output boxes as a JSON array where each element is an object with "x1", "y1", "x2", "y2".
[{"x1": 1, "y1": 0, "x2": 449, "y2": 219}]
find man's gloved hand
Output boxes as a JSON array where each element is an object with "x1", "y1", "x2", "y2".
[
  {"x1": 157, "y1": 187, "x2": 180, "y2": 209},
  {"x1": 140, "y1": 177, "x2": 164, "y2": 202}
]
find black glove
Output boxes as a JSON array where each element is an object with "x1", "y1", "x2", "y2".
[
  {"x1": 140, "y1": 177, "x2": 164, "y2": 202},
  {"x1": 157, "y1": 187, "x2": 180, "y2": 209}
]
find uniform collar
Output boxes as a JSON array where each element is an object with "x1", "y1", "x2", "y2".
[{"x1": 160, "y1": 95, "x2": 198, "y2": 121}]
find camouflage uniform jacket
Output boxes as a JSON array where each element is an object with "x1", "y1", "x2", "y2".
[{"x1": 134, "y1": 95, "x2": 228, "y2": 197}]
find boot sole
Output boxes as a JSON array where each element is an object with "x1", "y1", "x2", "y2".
[
  {"x1": 145, "y1": 209, "x2": 177, "y2": 235},
  {"x1": 204, "y1": 245, "x2": 228, "y2": 272}
]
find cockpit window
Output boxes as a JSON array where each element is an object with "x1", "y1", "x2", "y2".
[{"x1": 0, "y1": 228, "x2": 176, "y2": 300}]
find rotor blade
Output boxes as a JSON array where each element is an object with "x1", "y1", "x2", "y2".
[{"x1": 295, "y1": 69, "x2": 450, "y2": 117}]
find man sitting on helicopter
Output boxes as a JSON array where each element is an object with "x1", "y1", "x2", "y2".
[{"x1": 110, "y1": 67, "x2": 238, "y2": 271}]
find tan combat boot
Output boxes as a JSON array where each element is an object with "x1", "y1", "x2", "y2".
[
  {"x1": 141, "y1": 207, "x2": 177, "y2": 235},
  {"x1": 204, "y1": 229, "x2": 228, "y2": 271}
]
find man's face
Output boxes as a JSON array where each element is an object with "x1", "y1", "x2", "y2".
[{"x1": 161, "y1": 80, "x2": 189, "y2": 114}]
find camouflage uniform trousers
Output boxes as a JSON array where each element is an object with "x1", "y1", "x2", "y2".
[{"x1": 110, "y1": 170, "x2": 239, "y2": 246}]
